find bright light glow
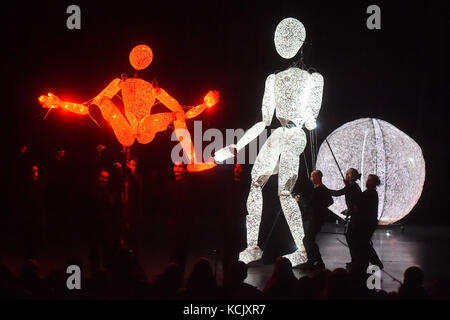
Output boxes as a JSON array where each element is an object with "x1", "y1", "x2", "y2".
[
  {"x1": 316, "y1": 118, "x2": 426, "y2": 225},
  {"x1": 215, "y1": 18, "x2": 322, "y2": 265},
  {"x1": 38, "y1": 44, "x2": 219, "y2": 172}
]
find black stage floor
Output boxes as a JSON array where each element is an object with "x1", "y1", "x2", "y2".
[
  {"x1": 1, "y1": 218, "x2": 450, "y2": 294},
  {"x1": 245, "y1": 223, "x2": 450, "y2": 292}
]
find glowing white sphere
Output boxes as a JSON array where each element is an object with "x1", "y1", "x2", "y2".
[{"x1": 316, "y1": 118, "x2": 425, "y2": 225}]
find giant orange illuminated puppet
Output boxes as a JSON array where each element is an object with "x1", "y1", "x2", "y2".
[{"x1": 39, "y1": 44, "x2": 219, "y2": 172}]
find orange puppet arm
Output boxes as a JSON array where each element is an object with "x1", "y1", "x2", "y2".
[
  {"x1": 153, "y1": 87, "x2": 184, "y2": 114},
  {"x1": 185, "y1": 90, "x2": 220, "y2": 119},
  {"x1": 38, "y1": 93, "x2": 89, "y2": 115},
  {"x1": 92, "y1": 78, "x2": 122, "y2": 106},
  {"x1": 39, "y1": 79, "x2": 121, "y2": 116}
]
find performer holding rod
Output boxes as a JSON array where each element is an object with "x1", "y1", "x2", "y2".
[
  {"x1": 329, "y1": 168, "x2": 362, "y2": 269},
  {"x1": 295, "y1": 170, "x2": 333, "y2": 271},
  {"x1": 113, "y1": 152, "x2": 143, "y2": 253},
  {"x1": 330, "y1": 169, "x2": 383, "y2": 271},
  {"x1": 352, "y1": 174, "x2": 383, "y2": 271},
  {"x1": 167, "y1": 162, "x2": 194, "y2": 274}
]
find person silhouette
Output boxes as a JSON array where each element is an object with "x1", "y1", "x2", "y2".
[
  {"x1": 330, "y1": 168, "x2": 362, "y2": 269},
  {"x1": 350, "y1": 174, "x2": 383, "y2": 271}
]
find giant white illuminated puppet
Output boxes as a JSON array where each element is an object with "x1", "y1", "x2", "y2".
[{"x1": 215, "y1": 18, "x2": 324, "y2": 266}]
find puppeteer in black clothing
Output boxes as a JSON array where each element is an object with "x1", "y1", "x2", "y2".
[
  {"x1": 121, "y1": 159, "x2": 143, "y2": 250},
  {"x1": 21, "y1": 165, "x2": 46, "y2": 259},
  {"x1": 350, "y1": 174, "x2": 383, "y2": 271},
  {"x1": 330, "y1": 169, "x2": 383, "y2": 271},
  {"x1": 329, "y1": 168, "x2": 362, "y2": 267},
  {"x1": 355, "y1": 189, "x2": 379, "y2": 233},
  {"x1": 330, "y1": 182, "x2": 362, "y2": 219},
  {"x1": 167, "y1": 162, "x2": 193, "y2": 273},
  {"x1": 295, "y1": 170, "x2": 333, "y2": 270},
  {"x1": 88, "y1": 168, "x2": 120, "y2": 272}
]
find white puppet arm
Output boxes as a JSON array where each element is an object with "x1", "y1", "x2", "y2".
[
  {"x1": 304, "y1": 72, "x2": 324, "y2": 131},
  {"x1": 214, "y1": 74, "x2": 276, "y2": 162}
]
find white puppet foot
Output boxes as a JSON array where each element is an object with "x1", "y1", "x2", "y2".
[
  {"x1": 239, "y1": 246, "x2": 263, "y2": 264},
  {"x1": 283, "y1": 250, "x2": 307, "y2": 267}
]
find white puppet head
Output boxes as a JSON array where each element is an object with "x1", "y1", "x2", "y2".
[{"x1": 274, "y1": 18, "x2": 306, "y2": 59}]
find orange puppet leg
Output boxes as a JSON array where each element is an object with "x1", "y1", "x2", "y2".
[
  {"x1": 137, "y1": 112, "x2": 176, "y2": 144},
  {"x1": 173, "y1": 120, "x2": 216, "y2": 172},
  {"x1": 97, "y1": 97, "x2": 135, "y2": 147},
  {"x1": 173, "y1": 120, "x2": 196, "y2": 163}
]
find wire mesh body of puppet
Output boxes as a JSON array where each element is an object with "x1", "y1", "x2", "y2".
[
  {"x1": 39, "y1": 44, "x2": 219, "y2": 172},
  {"x1": 214, "y1": 18, "x2": 324, "y2": 266}
]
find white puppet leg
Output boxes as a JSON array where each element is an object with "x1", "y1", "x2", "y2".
[
  {"x1": 239, "y1": 127, "x2": 283, "y2": 264},
  {"x1": 278, "y1": 127, "x2": 308, "y2": 266}
]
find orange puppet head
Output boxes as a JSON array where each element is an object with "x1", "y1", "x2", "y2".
[{"x1": 129, "y1": 44, "x2": 153, "y2": 70}]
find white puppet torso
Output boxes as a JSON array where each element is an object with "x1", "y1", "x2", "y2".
[{"x1": 274, "y1": 67, "x2": 316, "y2": 128}]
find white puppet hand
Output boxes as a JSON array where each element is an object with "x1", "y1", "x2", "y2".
[
  {"x1": 214, "y1": 144, "x2": 237, "y2": 163},
  {"x1": 304, "y1": 108, "x2": 317, "y2": 130}
]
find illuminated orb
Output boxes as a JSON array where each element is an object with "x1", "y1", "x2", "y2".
[
  {"x1": 129, "y1": 44, "x2": 153, "y2": 70},
  {"x1": 316, "y1": 118, "x2": 425, "y2": 225},
  {"x1": 274, "y1": 17, "x2": 306, "y2": 59}
]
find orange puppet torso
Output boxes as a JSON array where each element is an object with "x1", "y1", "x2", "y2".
[{"x1": 120, "y1": 78, "x2": 156, "y2": 125}]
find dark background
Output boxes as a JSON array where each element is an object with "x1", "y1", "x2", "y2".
[{"x1": 1, "y1": 0, "x2": 448, "y2": 230}]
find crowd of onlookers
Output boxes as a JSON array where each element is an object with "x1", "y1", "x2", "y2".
[{"x1": 1, "y1": 253, "x2": 449, "y2": 300}]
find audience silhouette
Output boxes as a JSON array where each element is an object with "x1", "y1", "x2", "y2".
[{"x1": 1, "y1": 256, "x2": 446, "y2": 300}]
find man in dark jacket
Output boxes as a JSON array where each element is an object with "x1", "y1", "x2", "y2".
[
  {"x1": 21, "y1": 165, "x2": 46, "y2": 259},
  {"x1": 349, "y1": 174, "x2": 383, "y2": 272},
  {"x1": 121, "y1": 158, "x2": 143, "y2": 251},
  {"x1": 167, "y1": 162, "x2": 193, "y2": 274},
  {"x1": 88, "y1": 168, "x2": 120, "y2": 272},
  {"x1": 297, "y1": 170, "x2": 333, "y2": 270},
  {"x1": 114, "y1": 158, "x2": 144, "y2": 252},
  {"x1": 329, "y1": 168, "x2": 362, "y2": 269}
]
